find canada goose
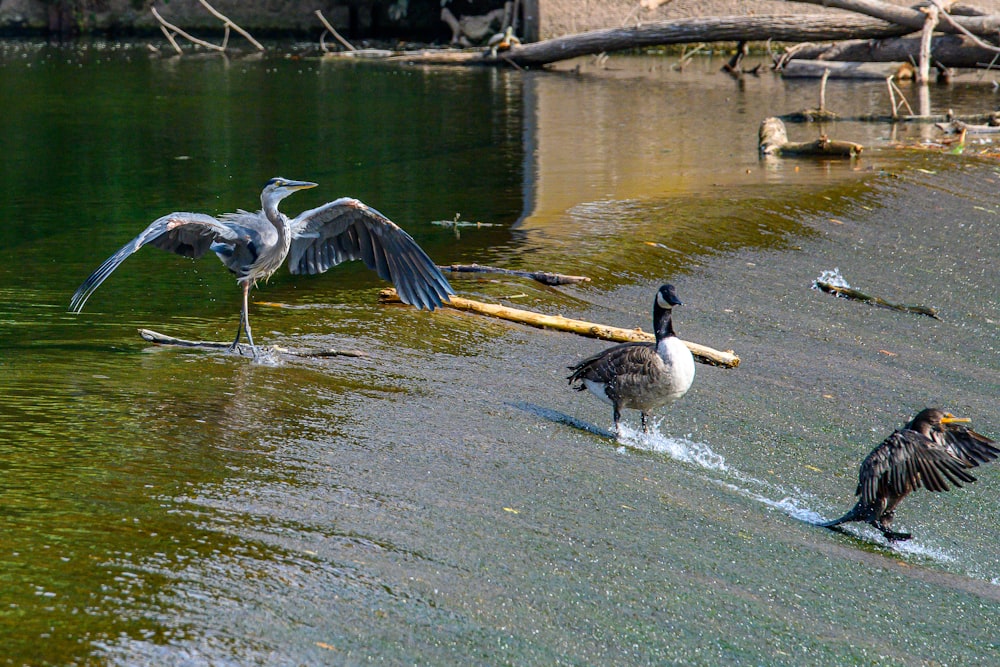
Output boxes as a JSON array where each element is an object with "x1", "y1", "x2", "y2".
[
  {"x1": 567, "y1": 284, "x2": 695, "y2": 434},
  {"x1": 821, "y1": 408, "x2": 999, "y2": 541}
]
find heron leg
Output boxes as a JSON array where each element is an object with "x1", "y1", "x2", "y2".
[
  {"x1": 613, "y1": 406, "x2": 622, "y2": 435},
  {"x1": 230, "y1": 281, "x2": 257, "y2": 357},
  {"x1": 640, "y1": 412, "x2": 649, "y2": 433}
]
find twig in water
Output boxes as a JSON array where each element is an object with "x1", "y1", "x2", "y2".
[
  {"x1": 138, "y1": 329, "x2": 366, "y2": 357},
  {"x1": 438, "y1": 263, "x2": 591, "y2": 286},
  {"x1": 315, "y1": 9, "x2": 357, "y2": 52},
  {"x1": 814, "y1": 282, "x2": 941, "y2": 319}
]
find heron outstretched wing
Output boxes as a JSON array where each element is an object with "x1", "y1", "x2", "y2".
[
  {"x1": 856, "y1": 429, "x2": 977, "y2": 505},
  {"x1": 287, "y1": 197, "x2": 454, "y2": 310},
  {"x1": 70, "y1": 212, "x2": 246, "y2": 313}
]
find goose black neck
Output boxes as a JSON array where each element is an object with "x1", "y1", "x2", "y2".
[{"x1": 653, "y1": 304, "x2": 677, "y2": 341}]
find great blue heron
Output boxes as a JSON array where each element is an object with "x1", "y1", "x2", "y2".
[
  {"x1": 70, "y1": 177, "x2": 454, "y2": 356},
  {"x1": 821, "y1": 408, "x2": 998, "y2": 541},
  {"x1": 567, "y1": 284, "x2": 695, "y2": 434}
]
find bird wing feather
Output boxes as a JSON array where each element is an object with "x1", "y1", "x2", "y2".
[
  {"x1": 856, "y1": 429, "x2": 978, "y2": 505},
  {"x1": 287, "y1": 198, "x2": 453, "y2": 310},
  {"x1": 70, "y1": 212, "x2": 245, "y2": 313},
  {"x1": 567, "y1": 343, "x2": 658, "y2": 397},
  {"x1": 939, "y1": 425, "x2": 1000, "y2": 467}
]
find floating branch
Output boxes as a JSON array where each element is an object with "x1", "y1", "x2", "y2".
[
  {"x1": 439, "y1": 263, "x2": 591, "y2": 286},
  {"x1": 813, "y1": 283, "x2": 941, "y2": 319},
  {"x1": 759, "y1": 117, "x2": 863, "y2": 157},
  {"x1": 138, "y1": 329, "x2": 365, "y2": 357},
  {"x1": 378, "y1": 289, "x2": 739, "y2": 368}
]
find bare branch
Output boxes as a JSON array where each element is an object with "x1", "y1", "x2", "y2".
[
  {"x1": 315, "y1": 9, "x2": 357, "y2": 52},
  {"x1": 151, "y1": 6, "x2": 225, "y2": 52},
  {"x1": 196, "y1": 0, "x2": 264, "y2": 51}
]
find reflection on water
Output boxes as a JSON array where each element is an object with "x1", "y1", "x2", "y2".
[{"x1": 1, "y1": 44, "x2": 999, "y2": 664}]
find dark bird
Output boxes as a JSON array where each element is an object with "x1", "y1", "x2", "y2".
[
  {"x1": 821, "y1": 408, "x2": 999, "y2": 541},
  {"x1": 70, "y1": 177, "x2": 454, "y2": 357},
  {"x1": 567, "y1": 284, "x2": 695, "y2": 434}
]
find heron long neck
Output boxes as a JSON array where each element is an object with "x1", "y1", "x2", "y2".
[{"x1": 263, "y1": 200, "x2": 287, "y2": 234}]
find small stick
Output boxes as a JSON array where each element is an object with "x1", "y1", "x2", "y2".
[
  {"x1": 138, "y1": 329, "x2": 366, "y2": 357},
  {"x1": 439, "y1": 263, "x2": 591, "y2": 286},
  {"x1": 378, "y1": 289, "x2": 740, "y2": 368},
  {"x1": 814, "y1": 282, "x2": 941, "y2": 319},
  {"x1": 315, "y1": 9, "x2": 357, "y2": 52}
]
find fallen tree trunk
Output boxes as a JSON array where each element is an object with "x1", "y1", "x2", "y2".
[
  {"x1": 386, "y1": 14, "x2": 913, "y2": 67},
  {"x1": 759, "y1": 117, "x2": 863, "y2": 157},
  {"x1": 786, "y1": 0, "x2": 1000, "y2": 36},
  {"x1": 378, "y1": 289, "x2": 740, "y2": 368},
  {"x1": 785, "y1": 33, "x2": 1000, "y2": 68}
]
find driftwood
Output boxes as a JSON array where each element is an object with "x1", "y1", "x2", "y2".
[
  {"x1": 937, "y1": 117, "x2": 1000, "y2": 134},
  {"x1": 813, "y1": 283, "x2": 941, "y2": 319},
  {"x1": 759, "y1": 117, "x2": 863, "y2": 157},
  {"x1": 781, "y1": 59, "x2": 914, "y2": 79},
  {"x1": 384, "y1": 14, "x2": 915, "y2": 67},
  {"x1": 439, "y1": 263, "x2": 591, "y2": 286},
  {"x1": 137, "y1": 329, "x2": 366, "y2": 358},
  {"x1": 378, "y1": 289, "x2": 740, "y2": 368}
]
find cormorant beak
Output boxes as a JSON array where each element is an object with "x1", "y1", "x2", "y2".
[{"x1": 940, "y1": 415, "x2": 972, "y2": 424}]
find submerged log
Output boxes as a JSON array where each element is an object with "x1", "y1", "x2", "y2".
[
  {"x1": 137, "y1": 329, "x2": 366, "y2": 357},
  {"x1": 440, "y1": 263, "x2": 591, "y2": 286},
  {"x1": 759, "y1": 117, "x2": 863, "y2": 157},
  {"x1": 378, "y1": 289, "x2": 740, "y2": 368},
  {"x1": 813, "y1": 283, "x2": 941, "y2": 319}
]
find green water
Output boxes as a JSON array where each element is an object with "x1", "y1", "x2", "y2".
[{"x1": 1, "y1": 43, "x2": 998, "y2": 665}]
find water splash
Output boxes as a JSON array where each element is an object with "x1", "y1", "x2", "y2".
[
  {"x1": 615, "y1": 422, "x2": 728, "y2": 472},
  {"x1": 811, "y1": 267, "x2": 851, "y2": 291}
]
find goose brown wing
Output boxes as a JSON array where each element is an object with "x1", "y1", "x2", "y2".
[
  {"x1": 567, "y1": 342, "x2": 658, "y2": 385},
  {"x1": 287, "y1": 197, "x2": 453, "y2": 310},
  {"x1": 856, "y1": 429, "x2": 978, "y2": 506},
  {"x1": 70, "y1": 212, "x2": 244, "y2": 313},
  {"x1": 938, "y1": 424, "x2": 1000, "y2": 467}
]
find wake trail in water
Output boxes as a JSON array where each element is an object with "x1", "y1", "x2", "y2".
[
  {"x1": 615, "y1": 419, "x2": 961, "y2": 564},
  {"x1": 517, "y1": 404, "x2": 979, "y2": 574}
]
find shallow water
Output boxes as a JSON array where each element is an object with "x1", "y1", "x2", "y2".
[{"x1": 1, "y1": 43, "x2": 998, "y2": 664}]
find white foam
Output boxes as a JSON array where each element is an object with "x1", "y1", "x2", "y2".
[
  {"x1": 615, "y1": 421, "x2": 728, "y2": 471},
  {"x1": 811, "y1": 267, "x2": 851, "y2": 290}
]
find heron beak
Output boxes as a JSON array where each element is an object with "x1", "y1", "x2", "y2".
[
  {"x1": 288, "y1": 180, "x2": 318, "y2": 191},
  {"x1": 940, "y1": 415, "x2": 972, "y2": 424}
]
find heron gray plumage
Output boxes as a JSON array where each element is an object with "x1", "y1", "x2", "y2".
[
  {"x1": 567, "y1": 284, "x2": 695, "y2": 434},
  {"x1": 70, "y1": 177, "x2": 454, "y2": 356},
  {"x1": 821, "y1": 408, "x2": 999, "y2": 541}
]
